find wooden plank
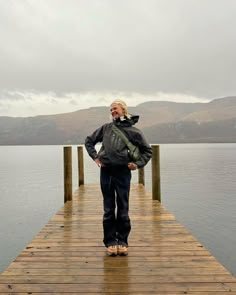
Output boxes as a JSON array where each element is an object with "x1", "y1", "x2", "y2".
[
  {"x1": 14, "y1": 256, "x2": 215, "y2": 262},
  {"x1": 0, "y1": 293, "x2": 236, "y2": 295},
  {"x1": 0, "y1": 282, "x2": 236, "y2": 293},
  {"x1": 0, "y1": 183, "x2": 236, "y2": 294},
  {"x1": 0, "y1": 274, "x2": 235, "y2": 284},
  {"x1": 2, "y1": 267, "x2": 230, "y2": 276},
  {"x1": 3, "y1": 294, "x2": 236, "y2": 295},
  {"x1": 18, "y1": 251, "x2": 209, "y2": 258}
]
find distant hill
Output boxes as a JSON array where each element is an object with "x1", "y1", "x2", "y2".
[{"x1": 1, "y1": 96, "x2": 236, "y2": 145}]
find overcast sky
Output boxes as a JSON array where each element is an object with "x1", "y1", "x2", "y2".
[{"x1": 0, "y1": 0, "x2": 236, "y2": 117}]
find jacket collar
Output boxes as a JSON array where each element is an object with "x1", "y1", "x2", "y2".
[{"x1": 113, "y1": 114, "x2": 139, "y2": 127}]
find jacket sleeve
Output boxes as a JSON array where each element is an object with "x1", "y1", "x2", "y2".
[
  {"x1": 84, "y1": 125, "x2": 104, "y2": 160},
  {"x1": 134, "y1": 131, "x2": 152, "y2": 168}
]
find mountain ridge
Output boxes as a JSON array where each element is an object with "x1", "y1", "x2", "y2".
[{"x1": 1, "y1": 96, "x2": 236, "y2": 145}]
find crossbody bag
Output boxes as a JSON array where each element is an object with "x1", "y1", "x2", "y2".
[{"x1": 112, "y1": 124, "x2": 141, "y2": 162}]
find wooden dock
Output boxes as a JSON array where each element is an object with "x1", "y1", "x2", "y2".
[{"x1": 1, "y1": 183, "x2": 236, "y2": 294}]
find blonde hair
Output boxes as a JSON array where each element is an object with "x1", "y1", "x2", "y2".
[{"x1": 111, "y1": 99, "x2": 131, "y2": 118}]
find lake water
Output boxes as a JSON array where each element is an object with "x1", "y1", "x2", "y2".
[{"x1": 0, "y1": 144, "x2": 236, "y2": 276}]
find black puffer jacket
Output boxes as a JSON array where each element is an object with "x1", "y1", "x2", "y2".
[{"x1": 85, "y1": 115, "x2": 152, "y2": 168}]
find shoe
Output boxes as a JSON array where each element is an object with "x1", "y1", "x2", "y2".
[
  {"x1": 106, "y1": 245, "x2": 117, "y2": 256},
  {"x1": 117, "y1": 245, "x2": 128, "y2": 256}
]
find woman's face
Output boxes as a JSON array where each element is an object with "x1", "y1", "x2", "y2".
[{"x1": 110, "y1": 103, "x2": 124, "y2": 119}]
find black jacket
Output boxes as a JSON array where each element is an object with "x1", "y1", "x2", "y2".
[{"x1": 85, "y1": 115, "x2": 152, "y2": 168}]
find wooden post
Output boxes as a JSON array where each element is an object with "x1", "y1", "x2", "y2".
[
  {"x1": 151, "y1": 144, "x2": 161, "y2": 202},
  {"x1": 64, "y1": 146, "x2": 72, "y2": 203},
  {"x1": 138, "y1": 167, "x2": 145, "y2": 185},
  {"x1": 77, "y1": 146, "x2": 84, "y2": 186}
]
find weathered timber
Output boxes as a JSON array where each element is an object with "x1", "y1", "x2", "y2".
[
  {"x1": 0, "y1": 184, "x2": 236, "y2": 294},
  {"x1": 152, "y1": 144, "x2": 161, "y2": 201},
  {"x1": 77, "y1": 145, "x2": 84, "y2": 186},
  {"x1": 63, "y1": 146, "x2": 72, "y2": 203},
  {"x1": 138, "y1": 167, "x2": 145, "y2": 185}
]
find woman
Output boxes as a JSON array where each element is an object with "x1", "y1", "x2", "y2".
[{"x1": 85, "y1": 100, "x2": 152, "y2": 256}]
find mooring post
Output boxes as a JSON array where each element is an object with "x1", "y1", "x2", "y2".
[
  {"x1": 64, "y1": 146, "x2": 72, "y2": 203},
  {"x1": 138, "y1": 167, "x2": 145, "y2": 185},
  {"x1": 151, "y1": 144, "x2": 161, "y2": 202},
  {"x1": 77, "y1": 145, "x2": 84, "y2": 186}
]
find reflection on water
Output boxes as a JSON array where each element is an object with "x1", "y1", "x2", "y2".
[{"x1": 0, "y1": 144, "x2": 236, "y2": 276}]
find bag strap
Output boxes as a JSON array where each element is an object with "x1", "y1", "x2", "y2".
[{"x1": 112, "y1": 124, "x2": 135, "y2": 151}]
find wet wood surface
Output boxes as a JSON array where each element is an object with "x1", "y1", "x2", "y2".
[{"x1": 0, "y1": 184, "x2": 236, "y2": 294}]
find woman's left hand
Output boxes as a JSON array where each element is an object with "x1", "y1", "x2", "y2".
[{"x1": 128, "y1": 162, "x2": 138, "y2": 170}]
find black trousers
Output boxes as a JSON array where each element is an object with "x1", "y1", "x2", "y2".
[{"x1": 100, "y1": 166, "x2": 131, "y2": 247}]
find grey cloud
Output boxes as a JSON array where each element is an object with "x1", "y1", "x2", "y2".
[
  {"x1": 0, "y1": 0, "x2": 236, "y2": 99},
  {"x1": 69, "y1": 99, "x2": 78, "y2": 106},
  {"x1": 0, "y1": 90, "x2": 26, "y2": 101}
]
